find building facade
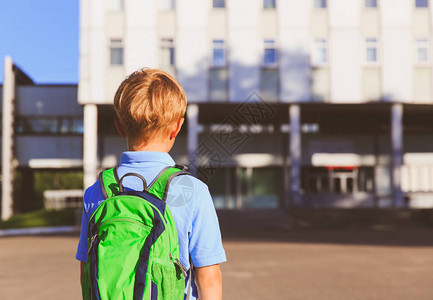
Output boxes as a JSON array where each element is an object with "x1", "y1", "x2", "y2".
[
  {"x1": 1, "y1": 57, "x2": 83, "y2": 219},
  {"x1": 79, "y1": 0, "x2": 433, "y2": 209}
]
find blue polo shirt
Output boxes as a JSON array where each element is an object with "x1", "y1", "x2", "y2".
[{"x1": 76, "y1": 151, "x2": 226, "y2": 299}]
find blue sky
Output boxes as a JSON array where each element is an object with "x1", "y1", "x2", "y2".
[{"x1": 0, "y1": 0, "x2": 78, "y2": 84}]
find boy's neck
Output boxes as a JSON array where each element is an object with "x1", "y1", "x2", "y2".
[{"x1": 128, "y1": 140, "x2": 173, "y2": 153}]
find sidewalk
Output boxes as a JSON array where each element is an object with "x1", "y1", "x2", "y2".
[
  {"x1": 221, "y1": 228, "x2": 433, "y2": 299},
  {"x1": 0, "y1": 226, "x2": 76, "y2": 237},
  {"x1": 1, "y1": 226, "x2": 433, "y2": 299}
]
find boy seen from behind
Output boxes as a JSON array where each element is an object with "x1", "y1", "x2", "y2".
[{"x1": 76, "y1": 68, "x2": 226, "y2": 299}]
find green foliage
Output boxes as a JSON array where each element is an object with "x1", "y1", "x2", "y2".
[
  {"x1": 13, "y1": 169, "x2": 83, "y2": 212},
  {"x1": 33, "y1": 170, "x2": 83, "y2": 195},
  {"x1": 0, "y1": 209, "x2": 77, "y2": 229}
]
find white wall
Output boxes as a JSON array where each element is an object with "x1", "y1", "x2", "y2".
[
  {"x1": 177, "y1": 30, "x2": 209, "y2": 102},
  {"x1": 330, "y1": 31, "x2": 362, "y2": 102},
  {"x1": 329, "y1": 0, "x2": 361, "y2": 102},
  {"x1": 79, "y1": 0, "x2": 107, "y2": 104},
  {"x1": 228, "y1": 0, "x2": 260, "y2": 102},
  {"x1": 125, "y1": 0, "x2": 158, "y2": 74},
  {"x1": 78, "y1": 0, "x2": 90, "y2": 105},
  {"x1": 78, "y1": 0, "x2": 433, "y2": 105},
  {"x1": 176, "y1": 0, "x2": 209, "y2": 102},
  {"x1": 329, "y1": 0, "x2": 360, "y2": 28},
  {"x1": 381, "y1": 0, "x2": 412, "y2": 102},
  {"x1": 279, "y1": 0, "x2": 311, "y2": 102}
]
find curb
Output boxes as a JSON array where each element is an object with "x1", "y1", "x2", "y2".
[{"x1": 0, "y1": 226, "x2": 78, "y2": 237}]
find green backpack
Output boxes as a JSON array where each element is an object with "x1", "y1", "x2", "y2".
[{"x1": 82, "y1": 165, "x2": 190, "y2": 300}]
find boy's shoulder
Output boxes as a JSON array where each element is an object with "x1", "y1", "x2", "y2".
[
  {"x1": 165, "y1": 172, "x2": 211, "y2": 208},
  {"x1": 171, "y1": 172, "x2": 209, "y2": 190},
  {"x1": 83, "y1": 170, "x2": 211, "y2": 208},
  {"x1": 82, "y1": 180, "x2": 105, "y2": 213}
]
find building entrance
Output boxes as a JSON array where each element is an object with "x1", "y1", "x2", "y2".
[{"x1": 302, "y1": 166, "x2": 375, "y2": 207}]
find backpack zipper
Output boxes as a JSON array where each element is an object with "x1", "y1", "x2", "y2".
[
  {"x1": 100, "y1": 217, "x2": 148, "y2": 228},
  {"x1": 169, "y1": 252, "x2": 188, "y2": 277},
  {"x1": 88, "y1": 218, "x2": 148, "y2": 255},
  {"x1": 87, "y1": 233, "x2": 98, "y2": 255}
]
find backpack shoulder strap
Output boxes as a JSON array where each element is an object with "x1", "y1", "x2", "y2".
[
  {"x1": 98, "y1": 167, "x2": 120, "y2": 199},
  {"x1": 148, "y1": 165, "x2": 190, "y2": 202}
]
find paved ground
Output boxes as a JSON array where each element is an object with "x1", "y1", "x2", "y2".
[
  {"x1": 222, "y1": 229, "x2": 433, "y2": 300},
  {"x1": 1, "y1": 227, "x2": 433, "y2": 300}
]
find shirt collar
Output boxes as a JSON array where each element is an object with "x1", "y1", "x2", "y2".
[{"x1": 120, "y1": 151, "x2": 175, "y2": 166}]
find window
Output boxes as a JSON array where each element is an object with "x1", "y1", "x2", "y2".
[
  {"x1": 109, "y1": 38, "x2": 124, "y2": 65},
  {"x1": 209, "y1": 69, "x2": 228, "y2": 101},
  {"x1": 416, "y1": 0, "x2": 428, "y2": 7},
  {"x1": 365, "y1": 38, "x2": 378, "y2": 63},
  {"x1": 60, "y1": 119, "x2": 71, "y2": 134},
  {"x1": 312, "y1": 38, "x2": 328, "y2": 65},
  {"x1": 364, "y1": 0, "x2": 377, "y2": 7},
  {"x1": 212, "y1": 40, "x2": 226, "y2": 67},
  {"x1": 260, "y1": 69, "x2": 279, "y2": 101},
  {"x1": 159, "y1": 0, "x2": 175, "y2": 11},
  {"x1": 314, "y1": 0, "x2": 327, "y2": 8},
  {"x1": 263, "y1": 39, "x2": 277, "y2": 66},
  {"x1": 72, "y1": 119, "x2": 84, "y2": 134},
  {"x1": 264, "y1": 0, "x2": 276, "y2": 9},
  {"x1": 161, "y1": 38, "x2": 175, "y2": 67},
  {"x1": 16, "y1": 117, "x2": 83, "y2": 135},
  {"x1": 416, "y1": 38, "x2": 430, "y2": 63},
  {"x1": 60, "y1": 118, "x2": 84, "y2": 134},
  {"x1": 213, "y1": 0, "x2": 225, "y2": 8},
  {"x1": 108, "y1": 0, "x2": 123, "y2": 11}
]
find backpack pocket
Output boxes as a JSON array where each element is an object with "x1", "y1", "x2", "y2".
[
  {"x1": 87, "y1": 218, "x2": 152, "y2": 300},
  {"x1": 150, "y1": 259, "x2": 185, "y2": 300}
]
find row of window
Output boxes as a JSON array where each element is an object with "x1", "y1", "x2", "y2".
[
  {"x1": 374, "y1": 0, "x2": 428, "y2": 8},
  {"x1": 15, "y1": 117, "x2": 84, "y2": 135},
  {"x1": 108, "y1": 0, "x2": 429, "y2": 12},
  {"x1": 109, "y1": 37, "x2": 431, "y2": 67},
  {"x1": 109, "y1": 38, "x2": 277, "y2": 67},
  {"x1": 108, "y1": 0, "x2": 276, "y2": 11}
]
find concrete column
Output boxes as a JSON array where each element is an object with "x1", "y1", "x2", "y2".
[
  {"x1": 282, "y1": 127, "x2": 290, "y2": 210},
  {"x1": 21, "y1": 168, "x2": 35, "y2": 211},
  {"x1": 289, "y1": 105, "x2": 301, "y2": 207},
  {"x1": 225, "y1": 168, "x2": 231, "y2": 209},
  {"x1": 2, "y1": 56, "x2": 15, "y2": 220},
  {"x1": 282, "y1": 163, "x2": 290, "y2": 210},
  {"x1": 391, "y1": 103, "x2": 404, "y2": 207},
  {"x1": 83, "y1": 104, "x2": 98, "y2": 189},
  {"x1": 187, "y1": 104, "x2": 199, "y2": 176},
  {"x1": 246, "y1": 167, "x2": 253, "y2": 208},
  {"x1": 235, "y1": 166, "x2": 243, "y2": 209}
]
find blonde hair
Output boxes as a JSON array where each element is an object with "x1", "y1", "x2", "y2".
[{"x1": 113, "y1": 68, "x2": 187, "y2": 147}]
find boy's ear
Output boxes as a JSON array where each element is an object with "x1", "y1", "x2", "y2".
[
  {"x1": 171, "y1": 118, "x2": 184, "y2": 139},
  {"x1": 114, "y1": 117, "x2": 126, "y2": 137}
]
